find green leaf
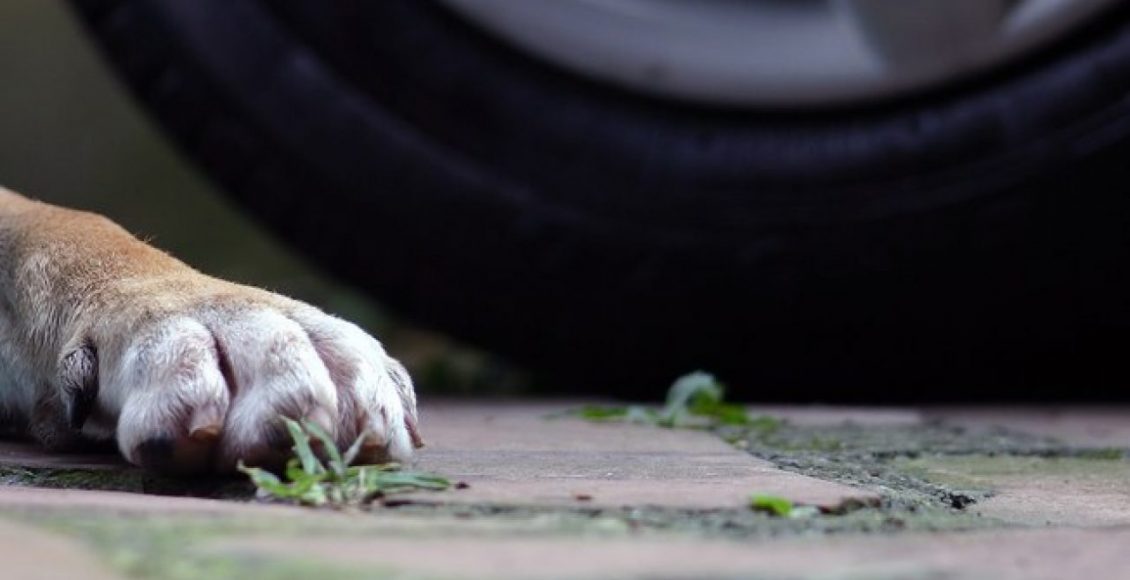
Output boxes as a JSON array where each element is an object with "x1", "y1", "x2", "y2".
[
  {"x1": 750, "y1": 494, "x2": 794, "y2": 517},
  {"x1": 242, "y1": 418, "x2": 450, "y2": 508},
  {"x1": 564, "y1": 370, "x2": 769, "y2": 431},
  {"x1": 325, "y1": 484, "x2": 345, "y2": 506},
  {"x1": 284, "y1": 418, "x2": 324, "y2": 476},
  {"x1": 575, "y1": 406, "x2": 630, "y2": 421},
  {"x1": 360, "y1": 468, "x2": 451, "y2": 495},
  {"x1": 287, "y1": 473, "x2": 321, "y2": 495},
  {"x1": 689, "y1": 399, "x2": 750, "y2": 426},
  {"x1": 665, "y1": 371, "x2": 723, "y2": 409},
  {"x1": 392, "y1": 472, "x2": 450, "y2": 490},
  {"x1": 298, "y1": 482, "x2": 328, "y2": 506},
  {"x1": 625, "y1": 406, "x2": 660, "y2": 424},
  {"x1": 238, "y1": 462, "x2": 285, "y2": 492},
  {"x1": 341, "y1": 433, "x2": 366, "y2": 468},
  {"x1": 659, "y1": 371, "x2": 724, "y2": 427},
  {"x1": 303, "y1": 420, "x2": 346, "y2": 478},
  {"x1": 284, "y1": 458, "x2": 307, "y2": 483}
]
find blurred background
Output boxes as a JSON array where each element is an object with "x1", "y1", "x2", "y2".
[
  {"x1": 0, "y1": 1, "x2": 526, "y2": 396},
  {"x1": 8, "y1": 1, "x2": 1130, "y2": 401}
]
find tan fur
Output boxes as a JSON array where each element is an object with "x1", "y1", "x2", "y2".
[{"x1": 0, "y1": 186, "x2": 419, "y2": 473}]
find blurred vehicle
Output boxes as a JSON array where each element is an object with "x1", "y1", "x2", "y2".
[{"x1": 67, "y1": 0, "x2": 1130, "y2": 400}]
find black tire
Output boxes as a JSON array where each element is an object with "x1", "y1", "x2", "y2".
[{"x1": 67, "y1": 0, "x2": 1130, "y2": 400}]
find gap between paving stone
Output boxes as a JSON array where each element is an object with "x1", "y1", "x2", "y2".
[{"x1": 405, "y1": 402, "x2": 877, "y2": 510}]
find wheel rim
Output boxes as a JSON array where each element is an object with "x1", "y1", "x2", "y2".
[{"x1": 438, "y1": 0, "x2": 1124, "y2": 107}]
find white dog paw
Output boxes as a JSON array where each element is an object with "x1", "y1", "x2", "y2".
[{"x1": 59, "y1": 287, "x2": 419, "y2": 474}]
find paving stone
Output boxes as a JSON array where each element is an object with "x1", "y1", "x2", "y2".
[
  {"x1": 3, "y1": 402, "x2": 1130, "y2": 579},
  {"x1": 0, "y1": 517, "x2": 120, "y2": 579},
  {"x1": 924, "y1": 407, "x2": 1130, "y2": 447},
  {"x1": 408, "y1": 403, "x2": 878, "y2": 509},
  {"x1": 216, "y1": 527, "x2": 1130, "y2": 580},
  {"x1": 0, "y1": 402, "x2": 876, "y2": 512},
  {"x1": 902, "y1": 454, "x2": 1130, "y2": 526}
]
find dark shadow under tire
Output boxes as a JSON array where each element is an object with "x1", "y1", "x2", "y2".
[{"x1": 67, "y1": 0, "x2": 1130, "y2": 400}]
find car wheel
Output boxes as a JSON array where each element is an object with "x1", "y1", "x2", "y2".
[{"x1": 67, "y1": 0, "x2": 1130, "y2": 400}]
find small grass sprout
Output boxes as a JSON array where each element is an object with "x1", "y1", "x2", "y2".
[
  {"x1": 238, "y1": 418, "x2": 449, "y2": 507},
  {"x1": 567, "y1": 371, "x2": 780, "y2": 430},
  {"x1": 749, "y1": 494, "x2": 821, "y2": 519}
]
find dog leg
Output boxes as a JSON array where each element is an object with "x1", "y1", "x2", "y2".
[{"x1": 0, "y1": 187, "x2": 419, "y2": 473}]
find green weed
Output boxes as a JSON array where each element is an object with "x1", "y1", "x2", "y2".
[
  {"x1": 238, "y1": 418, "x2": 449, "y2": 507},
  {"x1": 569, "y1": 371, "x2": 780, "y2": 430},
  {"x1": 749, "y1": 494, "x2": 793, "y2": 517},
  {"x1": 749, "y1": 494, "x2": 820, "y2": 519}
]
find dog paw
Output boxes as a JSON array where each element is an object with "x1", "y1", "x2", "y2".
[{"x1": 54, "y1": 283, "x2": 420, "y2": 474}]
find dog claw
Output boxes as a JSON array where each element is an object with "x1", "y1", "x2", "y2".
[
  {"x1": 188, "y1": 402, "x2": 225, "y2": 443},
  {"x1": 189, "y1": 424, "x2": 221, "y2": 443},
  {"x1": 360, "y1": 431, "x2": 387, "y2": 454},
  {"x1": 407, "y1": 420, "x2": 425, "y2": 449}
]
